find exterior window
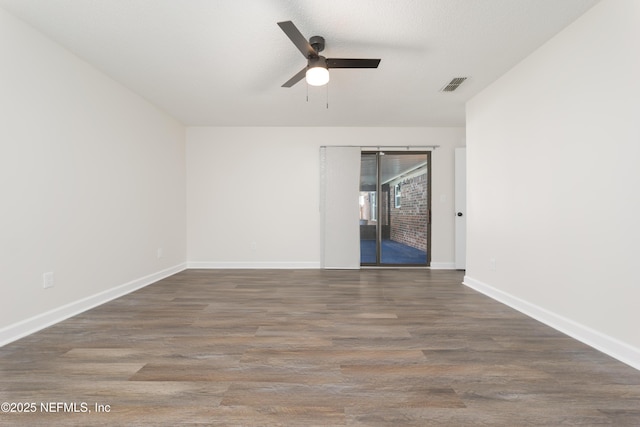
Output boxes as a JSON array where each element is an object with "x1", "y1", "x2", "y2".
[{"x1": 394, "y1": 183, "x2": 401, "y2": 208}]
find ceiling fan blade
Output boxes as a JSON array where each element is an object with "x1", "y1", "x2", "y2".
[
  {"x1": 278, "y1": 21, "x2": 316, "y2": 58},
  {"x1": 282, "y1": 67, "x2": 307, "y2": 88},
  {"x1": 327, "y1": 58, "x2": 381, "y2": 69}
]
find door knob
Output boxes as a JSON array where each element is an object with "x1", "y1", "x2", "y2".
[{"x1": 457, "y1": 212, "x2": 463, "y2": 217}]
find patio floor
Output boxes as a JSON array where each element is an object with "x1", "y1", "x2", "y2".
[{"x1": 360, "y1": 239, "x2": 427, "y2": 265}]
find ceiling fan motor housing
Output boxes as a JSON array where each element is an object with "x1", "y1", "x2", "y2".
[
  {"x1": 309, "y1": 35, "x2": 325, "y2": 54},
  {"x1": 308, "y1": 56, "x2": 327, "y2": 69}
]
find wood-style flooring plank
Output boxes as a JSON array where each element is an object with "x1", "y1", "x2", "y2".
[{"x1": 1, "y1": 269, "x2": 640, "y2": 426}]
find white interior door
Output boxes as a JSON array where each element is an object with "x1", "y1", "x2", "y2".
[
  {"x1": 455, "y1": 148, "x2": 467, "y2": 269},
  {"x1": 320, "y1": 146, "x2": 361, "y2": 269}
]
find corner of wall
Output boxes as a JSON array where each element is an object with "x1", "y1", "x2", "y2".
[
  {"x1": 0, "y1": 264, "x2": 187, "y2": 347},
  {"x1": 463, "y1": 275, "x2": 640, "y2": 371}
]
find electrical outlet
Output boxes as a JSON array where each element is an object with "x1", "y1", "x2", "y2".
[
  {"x1": 157, "y1": 248, "x2": 163, "y2": 259},
  {"x1": 250, "y1": 241, "x2": 257, "y2": 251},
  {"x1": 43, "y1": 272, "x2": 54, "y2": 289},
  {"x1": 489, "y1": 258, "x2": 497, "y2": 271}
]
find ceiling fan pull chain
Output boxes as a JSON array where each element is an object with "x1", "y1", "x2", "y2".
[
  {"x1": 306, "y1": 81, "x2": 309, "y2": 102},
  {"x1": 326, "y1": 82, "x2": 329, "y2": 109}
]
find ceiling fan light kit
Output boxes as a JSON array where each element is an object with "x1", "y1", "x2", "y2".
[
  {"x1": 277, "y1": 20, "x2": 380, "y2": 88},
  {"x1": 306, "y1": 57, "x2": 330, "y2": 86}
]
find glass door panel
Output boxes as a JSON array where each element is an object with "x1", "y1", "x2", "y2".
[
  {"x1": 360, "y1": 151, "x2": 430, "y2": 266},
  {"x1": 380, "y1": 153, "x2": 429, "y2": 265}
]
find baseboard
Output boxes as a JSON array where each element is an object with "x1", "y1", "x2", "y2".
[
  {"x1": 187, "y1": 261, "x2": 456, "y2": 270},
  {"x1": 187, "y1": 261, "x2": 321, "y2": 269},
  {"x1": 0, "y1": 263, "x2": 187, "y2": 347},
  {"x1": 188, "y1": 261, "x2": 454, "y2": 270},
  {"x1": 429, "y1": 262, "x2": 456, "y2": 270},
  {"x1": 463, "y1": 275, "x2": 640, "y2": 371}
]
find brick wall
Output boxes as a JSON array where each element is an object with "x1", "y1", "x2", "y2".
[{"x1": 390, "y1": 173, "x2": 427, "y2": 251}]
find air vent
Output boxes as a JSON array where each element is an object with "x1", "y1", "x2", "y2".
[{"x1": 440, "y1": 77, "x2": 468, "y2": 92}]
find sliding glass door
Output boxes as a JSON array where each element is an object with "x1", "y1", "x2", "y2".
[{"x1": 359, "y1": 151, "x2": 430, "y2": 266}]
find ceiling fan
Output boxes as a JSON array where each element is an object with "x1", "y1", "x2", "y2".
[{"x1": 277, "y1": 20, "x2": 381, "y2": 88}]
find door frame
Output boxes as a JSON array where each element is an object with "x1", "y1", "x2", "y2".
[
  {"x1": 454, "y1": 148, "x2": 466, "y2": 270},
  {"x1": 360, "y1": 150, "x2": 432, "y2": 267}
]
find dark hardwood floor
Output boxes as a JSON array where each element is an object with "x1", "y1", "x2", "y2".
[{"x1": 1, "y1": 269, "x2": 639, "y2": 426}]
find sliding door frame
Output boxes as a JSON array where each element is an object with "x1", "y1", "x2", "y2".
[{"x1": 361, "y1": 150, "x2": 432, "y2": 267}]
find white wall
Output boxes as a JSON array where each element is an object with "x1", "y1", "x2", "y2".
[
  {"x1": 187, "y1": 127, "x2": 465, "y2": 268},
  {"x1": 0, "y1": 8, "x2": 187, "y2": 343},
  {"x1": 465, "y1": 0, "x2": 640, "y2": 368}
]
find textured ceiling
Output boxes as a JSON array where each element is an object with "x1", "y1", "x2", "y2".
[{"x1": 0, "y1": 0, "x2": 599, "y2": 126}]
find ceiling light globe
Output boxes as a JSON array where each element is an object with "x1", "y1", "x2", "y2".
[{"x1": 306, "y1": 66, "x2": 330, "y2": 86}]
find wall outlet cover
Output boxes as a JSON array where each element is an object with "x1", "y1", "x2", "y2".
[{"x1": 43, "y1": 272, "x2": 54, "y2": 289}]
